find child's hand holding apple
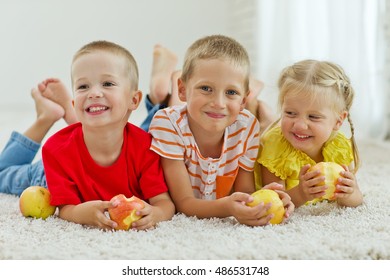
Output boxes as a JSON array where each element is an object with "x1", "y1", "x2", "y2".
[{"x1": 108, "y1": 194, "x2": 145, "y2": 230}]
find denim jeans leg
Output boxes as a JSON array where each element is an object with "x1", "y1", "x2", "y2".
[
  {"x1": 0, "y1": 131, "x2": 40, "y2": 170},
  {"x1": 0, "y1": 161, "x2": 46, "y2": 195},
  {"x1": 140, "y1": 94, "x2": 169, "y2": 132},
  {"x1": 0, "y1": 131, "x2": 45, "y2": 195}
]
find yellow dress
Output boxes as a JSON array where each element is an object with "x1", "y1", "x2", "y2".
[{"x1": 255, "y1": 126, "x2": 354, "y2": 202}]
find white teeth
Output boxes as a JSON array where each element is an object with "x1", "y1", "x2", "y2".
[
  {"x1": 88, "y1": 106, "x2": 107, "y2": 112},
  {"x1": 295, "y1": 134, "x2": 309, "y2": 139}
]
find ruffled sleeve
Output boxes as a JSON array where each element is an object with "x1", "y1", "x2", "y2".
[{"x1": 322, "y1": 132, "x2": 354, "y2": 166}]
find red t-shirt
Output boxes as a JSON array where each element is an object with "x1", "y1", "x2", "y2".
[{"x1": 42, "y1": 122, "x2": 168, "y2": 206}]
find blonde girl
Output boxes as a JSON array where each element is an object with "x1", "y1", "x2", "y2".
[{"x1": 256, "y1": 59, "x2": 363, "y2": 208}]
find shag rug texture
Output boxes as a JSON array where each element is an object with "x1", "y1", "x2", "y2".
[{"x1": 0, "y1": 109, "x2": 389, "y2": 260}]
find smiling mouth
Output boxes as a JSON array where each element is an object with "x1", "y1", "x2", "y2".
[
  {"x1": 293, "y1": 133, "x2": 311, "y2": 140},
  {"x1": 206, "y1": 112, "x2": 225, "y2": 119},
  {"x1": 86, "y1": 106, "x2": 109, "y2": 113}
]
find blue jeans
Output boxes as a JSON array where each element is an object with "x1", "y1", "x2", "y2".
[
  {"x1": 140, "y1": 94, "x2": 168, "y2": 132},
  {"x1": 0, "y1": 131, "x2": 46, "y2": 196}
]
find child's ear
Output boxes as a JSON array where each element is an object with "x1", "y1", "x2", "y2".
[
  {"x1": 178, "y1": 79, "x2": 187, "y2": 102},
  {"x1": 129, "y1": 90, "x2": 142, "y2": 110},
  {"x1": 240, "y1": 93, "x2": 248, "y2": 111},
  {"x1": 334, "y1": 111, "x2": 348, "y2": 130}
]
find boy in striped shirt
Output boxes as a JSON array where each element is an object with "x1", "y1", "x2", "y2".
[{"x1": 149, "y1": 35, "x2": 294, "y2": 226}]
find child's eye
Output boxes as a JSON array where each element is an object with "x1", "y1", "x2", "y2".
[
  {"x1": 200, "y1": 85, "x2": 212, "y2": 92},
  {"x1": 309, "y1": 115, "x2": 322, "y2": 120},
  {"x1": 226, "y1": 90, "x2": 238, "y2": 96},
  {"x1": 284, "y1": 111, "x2": 296, "y2": 117},
  {"x1": 77, "y1": 84, "x2": 88, "y2": 90},
  {"x1": 103, "y1": 81, "x2": 115, "y2": 87}
]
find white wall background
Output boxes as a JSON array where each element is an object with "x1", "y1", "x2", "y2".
[
  {"x1": 0, "y1": 0, "x2": 388, "y2": 140},
  {"x1": 0, "y1": 0, "x2": 231, "y2": 126}
]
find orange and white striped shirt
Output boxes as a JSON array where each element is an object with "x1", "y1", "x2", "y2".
[{"x1": 149, "y1": 105, "x2": 260, "y2": 200}]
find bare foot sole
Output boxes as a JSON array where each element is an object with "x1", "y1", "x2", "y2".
[
  {"x1": 31, "y1": 88, "x2": 65, "y2": 123},
  {"x1": 247, "y1": 78, "x2": 264, "y2": 102},
  {"x1": 257, "y1": 101, "x2": 277, "y2": 135},
  {"x1": 39, "y1": 79, "x2": 77, "y2": 124},
  {"x1": 149, "y1": 45, "x2": 178, "y2": 105}
]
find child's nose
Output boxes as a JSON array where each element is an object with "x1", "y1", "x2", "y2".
[
  {"x1": 293, "y1": 118, "x2": 308, "y2": 129},
  {"x1": 88, "y1": 86, "x2": 103, "y2": 98},
  {"x1": 211, "y1": 92, "x2": 226, "y2": 108}
]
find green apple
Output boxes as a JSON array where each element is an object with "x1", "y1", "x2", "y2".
[{"x1": 19, "y1": 186, "x2": 56, "y2": 219}]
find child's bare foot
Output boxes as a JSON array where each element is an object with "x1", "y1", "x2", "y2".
[
  {"x1": 257, "y1": 101, "x2": 277, "y2": 135},
  {"x1": 31, "y1": 88, "x2": 64, "y2": 123},
  {"x1": 24, "y1": 88, "x2": 65, "y2": 143},
  {"x1": 38, "y1": 78, "x2": 77, "y2": 125},
  {"x1": 149, "y1": 44, "x2": 178, "y2": 105},
  {"x1": 244, "y1": 78, "x2": 276, "y2": 134},
  {"x1": 245, "y1": 78, "x2": 264, "y2": 114},
  {"x1": 247, "y1": 78, "x2": 264, "y2": 102},
  {"x1": 168, "y1": 70, "x2": 185, "y2": 107}
]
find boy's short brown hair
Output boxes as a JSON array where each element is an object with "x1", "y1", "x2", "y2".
[
  {"x1": 72, "y1": 40, "x2": 139, "y2": 90},
  {"x1": 181, "y1": 35, "x2": 250, "y2": 94}
]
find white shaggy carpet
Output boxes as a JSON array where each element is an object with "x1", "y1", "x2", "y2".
[{"x1": 0, "y1": 106, "x2": 390, "y2": 260}]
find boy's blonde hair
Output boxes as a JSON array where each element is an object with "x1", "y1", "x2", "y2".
[
  {"x1": 181, "y1": 35, "x2": 250, "y2": 94},
  {"x1": 276, "y1": 59, "x2": 360, "y2": 171},
  {"x1": 72, "y1": 40, "x2": 139, "y2": 91}
]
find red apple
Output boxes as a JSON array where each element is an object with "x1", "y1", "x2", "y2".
[
  {"x1": 19, "y1": 186, "x2": 56, "y2": 219},
  {"x1": 309, "y1": 162, "x2": 344, "y2": 200},
  {"x1": 108, "y1": 194, "x2": 145, "y2": 230},
  {"x1": 246, "y1": 189, "x2": 285, "y2": 224}
]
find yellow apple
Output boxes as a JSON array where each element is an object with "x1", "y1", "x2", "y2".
[
  {"x1": 246, "y1": 189, "x2": 285, "y2": 224},
  {"x1": 19, "y1": 186, "x2": 56, "y2": 219},
  {"x1": 309, "y1": 162, "x2": 344, "y2": 200},
  {"x1": 108, "y1": 194, "x2": 145, "y2": 230}
]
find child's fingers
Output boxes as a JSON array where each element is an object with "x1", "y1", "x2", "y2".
[
  {"x1": 246, "y1": 214, "x2": 273, "y2": 227},
  {"x1": 263, "y1": 182, "x2": 284, "y2": 191},
  {"x1": 251, "y1": 202, "x2": 271, "y2": 220},
  {"x1": 231, "y1": 192, "x2": 253, "y2": 203},
  {"x1": 102, "y1": 218, "x2": 117, "y2": 230},
  {"x1": 97, "y1": 210, "x2": 117, "y2": 229},
  {"x1": 131, "y1": 216, "x2": 154, "y2": 231},
  {"x1": 103, "y1": 200, "x2": 116, "y2": 210},
  {"x1": 299, "y1": 164, "x2": 312, "y2": 177},
  {"x1": 340, "y1": 170, "x2": 355, "y2": 180},
  {"x1": 284, "y1": 201, "x2": 295, "y2": 218},
  {"x1": 135, "y1": 202, "x2": 150, "y2": 217}
]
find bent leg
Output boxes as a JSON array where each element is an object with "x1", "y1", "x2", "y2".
[
  {"x1": 0, "y1": 160, "x2": 46, "y2": 196},
  {"x1": 140, "y1": 94, "x2": 169, "y2": 132},
  {"x1": 0, "y1": 131, "x2": 40, "y2": 171},
  {"x1": 149, "y1": 44, "x2": 178, "y2": 105}
]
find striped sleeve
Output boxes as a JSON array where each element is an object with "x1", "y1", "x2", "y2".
[
  {"x1": 149, "y1": 108, "x2": 185, "y2": 160},
  {"x1": 237, "y1": 112, "x2": 260, "y2": 171}
]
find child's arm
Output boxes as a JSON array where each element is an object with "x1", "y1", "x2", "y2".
[
  {"x1": 130, "y1": 192, "x2": 175, "y2": 230},
  {"x1": 58, "y1": 201, "x2": 117, "y2": 230},
  {"x1": 233, "y1": 168, "x2": 256, "y2": 194},
  {"x1": 261, "y1": 164, "x2": 325, "y2": 208},
  {"x1": 161, "y1": 158, "x2": 274, "y2": 226},
  {"x1": 334, "y1": 164, "x2": 363, "y2": 207}
]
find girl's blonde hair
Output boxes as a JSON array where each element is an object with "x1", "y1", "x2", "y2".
[
  {"x1": 275, "y1": 59, "x2": 360, "y2": 171},
  {"x1": 71, "y1": 40, "x2": 139, "y2": 91},
  {"x1": 181, "y1": 35, "x2": 251, "y2": 94}
]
